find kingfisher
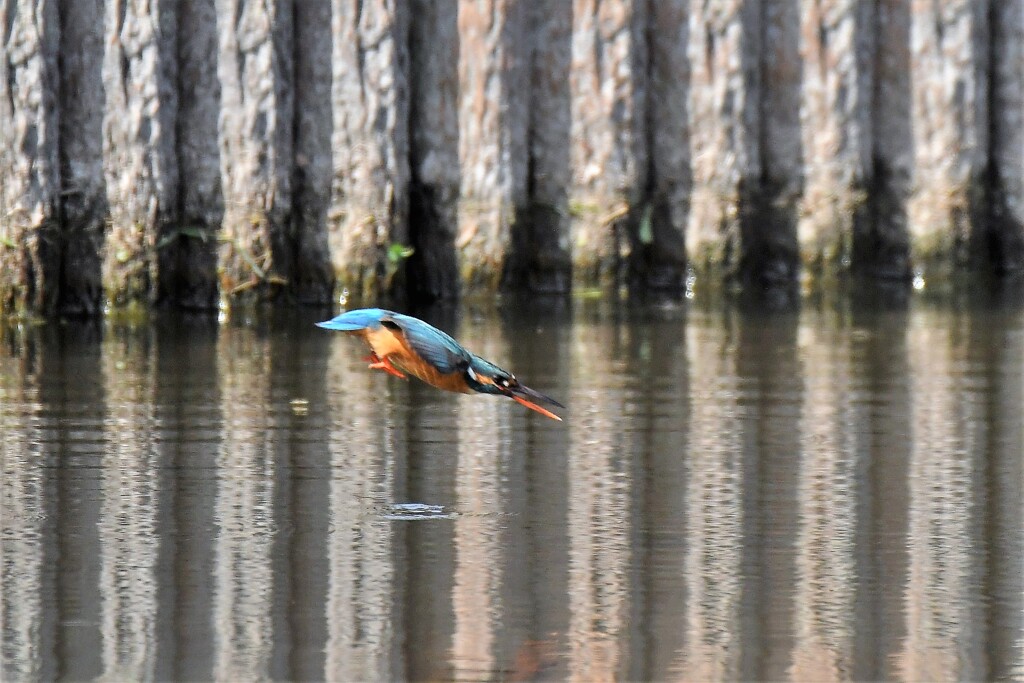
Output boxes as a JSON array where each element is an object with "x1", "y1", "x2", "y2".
[{"x1": 316, "y1": 308, "x2": 565, "y2": 421}]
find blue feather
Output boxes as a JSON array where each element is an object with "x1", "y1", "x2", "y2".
[
  {"x1": 386, "y1": 312, "x2": 470, "y2": 375},
  {"x1": 315, "y1": 308, "x2": 388, "y2": 331}
]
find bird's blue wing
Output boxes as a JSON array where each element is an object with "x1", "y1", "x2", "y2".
[
  {"x1": 316, "y1": 308, "x2": 391, "y2": 331},
  {"x1": 385, "y1": 313, "x2": 470, "y2": 375}
]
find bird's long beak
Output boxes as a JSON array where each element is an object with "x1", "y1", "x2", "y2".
[{"x1": 508, "y1": 384, "x2": 565, "y2": 422}]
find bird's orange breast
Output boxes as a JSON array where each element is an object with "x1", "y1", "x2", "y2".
[
  {"x1": 393, "y1": 354, "x2": 472, "y2": 393},
  {"x1": 360, "y1": 327, "x2": 407, "y2": 358},
  {"x1": 359, "y1": 327, "x2": 471, "y2": 394}
]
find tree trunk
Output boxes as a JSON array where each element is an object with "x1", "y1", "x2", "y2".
[
  {"x1": 907, "y1": 0, "x2": 989, "y2": 277},
  {"x1": 570, "y1": 0, "x2": 648, "y2": 287},
  {"x1": 328, "y1": 0, "x2": 409, "y2": 303},
  {"x1": 0, "y1": 0, "x2": 61, "y2": 314},
  {"x1": 216, "y1": 0, "x2": 294, "y2": 300},
  {"x1": 102, "y1": 0, "x2": 179, "y2": 307},
  {"x1": 456, "y1": 0, "x2": 528, "y2": 290}
]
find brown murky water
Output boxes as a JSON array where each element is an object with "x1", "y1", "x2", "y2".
[{"x1": 2, "y1": 294, "x2": 1022, "y2": 681}]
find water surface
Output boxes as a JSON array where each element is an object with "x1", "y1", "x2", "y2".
[{"x1": 2, "y1": 294, "x2": 1022, "y2": 681}]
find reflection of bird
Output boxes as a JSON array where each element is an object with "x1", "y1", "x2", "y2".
[{"x1": 317, "y1": 308, "x2": 565, "y2": 421}]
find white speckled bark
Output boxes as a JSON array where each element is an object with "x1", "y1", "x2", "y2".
[
  {"x1": 216, "y1": 0, "x2": 294, "y2": 297},
  {"x1": 798, "y1": 0, "x2": 871, "y2": 270},
  {"x1": 102, "y1": 0, "x2": 179, "y2": 305},
  {"x1": 907, "y1": 0, "x2": 988, "y2": 269},
  {"x1": 570, "y1": 0, "x2": 648, "y2": 285},
  {"x1": 328, "y1": 0, "x2": 409, "y2": 300},
  {"x1": 456, "y1": 0, "x2": 528, "y2": 288},
  {"x1": 0, "y1": 0, "x2": 60, "y2": 313},
  {"x1": 3, "y1": 0, "x2": 1024, "y2": 316},
  {"x1": 686, "y1": 0, "x2": 758, "y2": 278}
]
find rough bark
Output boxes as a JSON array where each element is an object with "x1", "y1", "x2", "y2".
[
  {"x1": 985, "y1": 0, "x2": 1024, "y2": 274},
  {"x1": 165, "y1": 0, "x2": 222, "y2": 310},
  {"x1": 289, "y1": 0, "x2": 334, "y2": 304},
  {"x1": 328, "y1": 0, "x2": 409, "y2": 302},
  {"x1": 0, "y1": 0, "x2": 61, "y2": 314},
  {"x1": 907, "y1": 0, "x2": 989, "y2": 275},
  {"x1": 216, "y1": 0, "x2": 294, "y2": 299},
  {"x1": 637, "y1": 0, "x2": 689, "y2": 295},
  {"x1": 570, "y1": 0, "x2": 648, "y2": 287},
  {"x1": 686, "y1": 1, "x2": 758, "y2": 283},
  {"x1": 748, "y1": 0, "x2": 801, "y2": 291},
  {"x1": 502, "y1": 0, "x2": 573, "y2": 295},
  {"x1": 456, "y1": 0, "x2": 528, "y2": 290},
  {"x1": 406, "y1": 0, "x2": 460, "y2": 303},
  {"x1": 102, "y1": 0, "x2": 179, "y2": 306},
  {"x1": 798, "y1": 0, "x2": 874, "y2": 276}
]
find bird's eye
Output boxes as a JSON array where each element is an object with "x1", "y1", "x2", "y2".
[{"x1": 496, "y1": 376, "x2": 510, "y2": 388}]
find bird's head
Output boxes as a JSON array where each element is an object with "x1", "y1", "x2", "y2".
[{"x1": 463, "y1": 356, "x2": 565, "y2": 421}]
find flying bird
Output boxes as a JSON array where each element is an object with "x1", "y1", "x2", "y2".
[{"x1": 316, "y1": 308, "x2": 565, "y2": 421}]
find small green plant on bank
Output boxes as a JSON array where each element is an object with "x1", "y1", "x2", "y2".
[
  {"x1": 385, "y1": 242, "x2": 414, "y2": 288},
  {"x1": 387, "y1": 242, "x2": 414, "y2": 265}
]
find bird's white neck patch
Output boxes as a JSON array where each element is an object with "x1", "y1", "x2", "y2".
[{"x1": 467, "y1": 366, "x2": 478, "y2": 382}]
